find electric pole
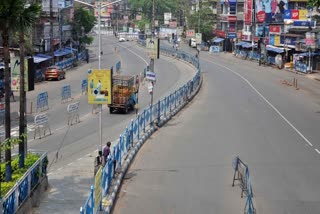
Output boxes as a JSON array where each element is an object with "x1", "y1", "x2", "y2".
[{"x1": 50, "y1": 0, "x2": 54, "y2": 59}]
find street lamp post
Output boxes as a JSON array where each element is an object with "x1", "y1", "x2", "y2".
[{"x1": 74, "y1": 0, "x2": 122, "y2": 155}]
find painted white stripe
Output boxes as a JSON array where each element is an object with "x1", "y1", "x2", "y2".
[
  {"x1": 116, "y1": 42, "x2": 148, "y2": 65},
  {"x1": 315, "y1": 149, "x2": 320, "y2": 154},
  {"x1": 211, "y1": 61, "x2": 313, "y2": 147}
]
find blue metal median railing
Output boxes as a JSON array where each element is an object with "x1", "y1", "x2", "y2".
[
  {"x1": 1, "y1": 151, "x2": 48, "y2": 214},
  {"x1": 80, "y1": 39, "x2": 202, "y2": 214}
]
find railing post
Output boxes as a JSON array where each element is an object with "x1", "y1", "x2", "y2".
[
  {"x1": 130, "y1": 119, "x2": 134, "y2": 147},
  {"x1": 157, "y1": 100, "x2": 161, "y2": 124},
  {"x1": 174, "y1": 90, "x2": 177, "y2": 109},
  {"x1": 143, "y1": 109, "x2": 146, "y2": 133},
  {"x1": 90, "y1": 185, "x2": 94, "y2": 214},
  {"x1": 169, "y1": 94, "x2": 172, "y2": 113},
  {"x1": 164, "y1": 97, "x2": 167, "y2": 117},
  {"x1": 137, "y1": 113, "x2": 140, "y2": 140},
  {"x1": 150, "y1": 104, "x2": 153, "y2": 125}
]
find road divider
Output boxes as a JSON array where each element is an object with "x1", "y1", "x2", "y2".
[
  {"x1": 80, "y1": 40, "x2": 203, "y2": 214},
  {"x1": 36, "y1": 92, "x2": 49, "y2": 112},
  {"x1": 67, "y1": 102, "x2": 80, "y2": 125},
  {"x1": 232, "y1": 156, "x2": 255, "y2": 214},
  {"x1": 61, "y1": 85, "x2": 73, "y2": 103},
  {"x1": 34, "y1": 113, "x2": 51, "y2": 139}
]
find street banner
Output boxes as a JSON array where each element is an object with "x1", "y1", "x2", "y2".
[
  {"x1": 10, "y1": 57, "x2": 29, "y2": 91},
  {"x1": 146, "y1": 38, "x2": 159, "y2": 59},
  {"x1": 195, "y1": 33, "x2": 202, "y2": 44},
  {"x1": 94, "y1": 167, "x2": 102, "y2": 213},
  {"x1": 244, "y1": 0, "x2": 252, "y2": 25},
  {"x1": 88, "y1": 69, "x2": 112, "y2": 104}
]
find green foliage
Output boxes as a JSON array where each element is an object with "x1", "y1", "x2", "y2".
[
  {"x1": 186, "y1": 7, "x2": 216, "y2": 41},
  {"x1": 308, "y1": 0, "x2": 320, "y2": 12},
  {"x1": 132, "y1": 15, "x2": 150, "y2": 31},
  {"x1": 72, "y1": 7, "x2": 96, "y2": 45},
  {"x1": 0, "y1": 153, "x2": 41, "y2": 197},
  {"x1": 129, "y1": 0, "x2": 179, "y2": 22}
]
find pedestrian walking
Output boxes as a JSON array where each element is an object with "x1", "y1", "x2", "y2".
[
  {"x1": 86, "y1": 50, "x2": 89, "y2": 63},
  {"x1": 102, "y1": 141, "x2": 111, "y2": 165},
  {"x1": 10, "y1": 90, "x2": 15, "y2": 102}
]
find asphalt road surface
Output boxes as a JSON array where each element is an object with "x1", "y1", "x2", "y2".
[{"x1": 113, "y1": 42, "x2": 320, "y2": 214}]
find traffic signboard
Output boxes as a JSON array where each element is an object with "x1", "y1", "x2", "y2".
[{"x1": 146, "y1": 71, "x2": 156, "y2": 81}]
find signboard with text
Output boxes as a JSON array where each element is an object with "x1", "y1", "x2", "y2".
[
  {"x1": 146, "y1": 38, "x2": 159, "y2": 59},
  {"x1": 195, "y1": 33, "x2": 202, "y2": 44},
  {"x1": 186, "y1": 29, "x2": 195, "y2": 38},
  {"x1": 10, "y1": 57, "x2": 29, "y2": 91}
]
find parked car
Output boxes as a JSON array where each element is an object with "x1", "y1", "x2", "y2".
[
  {"x1": 45, "y1": 66, "x2": 65, "y2": 81},
  {"x1": 119, "y1": 37, "x2": 126, "y2": 42}
]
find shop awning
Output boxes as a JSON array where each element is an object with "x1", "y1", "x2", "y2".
[
  {"x1": 54, "y1": 48, "x2": 73, "y2": 57},
  {"x1": 33, "y1": 54, "x2": 52, "y2": 64},
  {"x1": 297, "y1": 52, "x2": 320, "y2": 57},
  {"x1": 242, "y1": 43, "x2": 256, "y2": 48},
  {"x1": 266, "y1": 45, "x2": 285, "y2": 53},
  {"x1": 235, "y1": 42, "x2": 247, "y2": 46},
  {"x1": 65, "y1": 47, "x2": 78, "y2": 52},
  {"x1": 213, "y1": 38, "x2": 225, "y2": 43}
]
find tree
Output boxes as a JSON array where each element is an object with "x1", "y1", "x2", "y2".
[
  {"x1": 72, "y1": 7, "x2": 96, "y2": 49},
  {"x1": 0, "y1": 0, "x2": 41, "y2": 181},
  {"x1": 16, "y1": 0, "x2": 41, "y2": 168},
  {"x1": 129, "y1": 0, "x2": 179, "y2": 24},
  {"x1": 186, "y1": 7, "x2": 216, "y2": 41},
  {"x1": 308, "y1": 0, "x2": 320, "y2": 12},
  {"x1": 0, "y1": 0, "x2": 24, "y2": 182}
]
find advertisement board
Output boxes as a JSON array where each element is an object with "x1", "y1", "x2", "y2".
[
  {"x1": 136, "y1": 15, "x2": 142, "y2": 21},
  {"x1": 244, "y1": 0, "x2": 252, "y2": 25},
  {"x1": 255, "y1": 0, "x2": 288, "y2": 23},
  {"x1": 186, "y1": 29, "x2": 195, "y2": 38},
  {"x1": 94, "y1": 2, "x2": 112, "y2": 18},
  {"x1": 164, "y1": 13, "x2": 172, "y2": 25},
  {"x1": 88, "y1": 69, "x2": 112, "y2": 104},
  {"x1": 10, "y1": 57, "x2": 29, "y2": 91}
]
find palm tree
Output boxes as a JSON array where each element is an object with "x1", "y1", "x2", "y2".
[
  {"x1": 0, "y1": 0, "x2": 25, "y2": 182},
  {"x1": 17, "y1": 1, "x2": 41, "y2": 168}
]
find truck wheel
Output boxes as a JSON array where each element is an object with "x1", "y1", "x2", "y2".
[
  {"x1": 109, "y1": 107, "x2": 113, "y2": 114},
  {"x1": 124, "y1": 106, "x2": 128, "y2": 114}
]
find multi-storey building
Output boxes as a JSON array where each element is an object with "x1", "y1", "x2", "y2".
[
  {"x1": 33, "y1": 0, "x2": 74, "y2": 54},
  {"x1": 214, "y1": 0, "x2": 244, "y2": 51}
]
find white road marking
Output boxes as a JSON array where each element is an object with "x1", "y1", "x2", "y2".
[
  {"x1": 211, "y1": 61, "x2": 314, "y2": 147},
  {"x1": 116, "y1": 42, "x2": 148, "y2": 65},
  {"x1": 315, "y1": 149, "x2": 320, "y2": 154}
]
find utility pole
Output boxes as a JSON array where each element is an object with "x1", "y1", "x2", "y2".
[
  {"x1": 198, "y1": 0, "x2": 201, "y2": 33},
  {"x1": 251, "y1": 0, "x2": 256, "y2": 55},
  {"x1": 149, "y1": 0, "x2": 155, "y2": 107},
  {"x1": 50, "y1": 0, "x2": 54, "y2": 59}
]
